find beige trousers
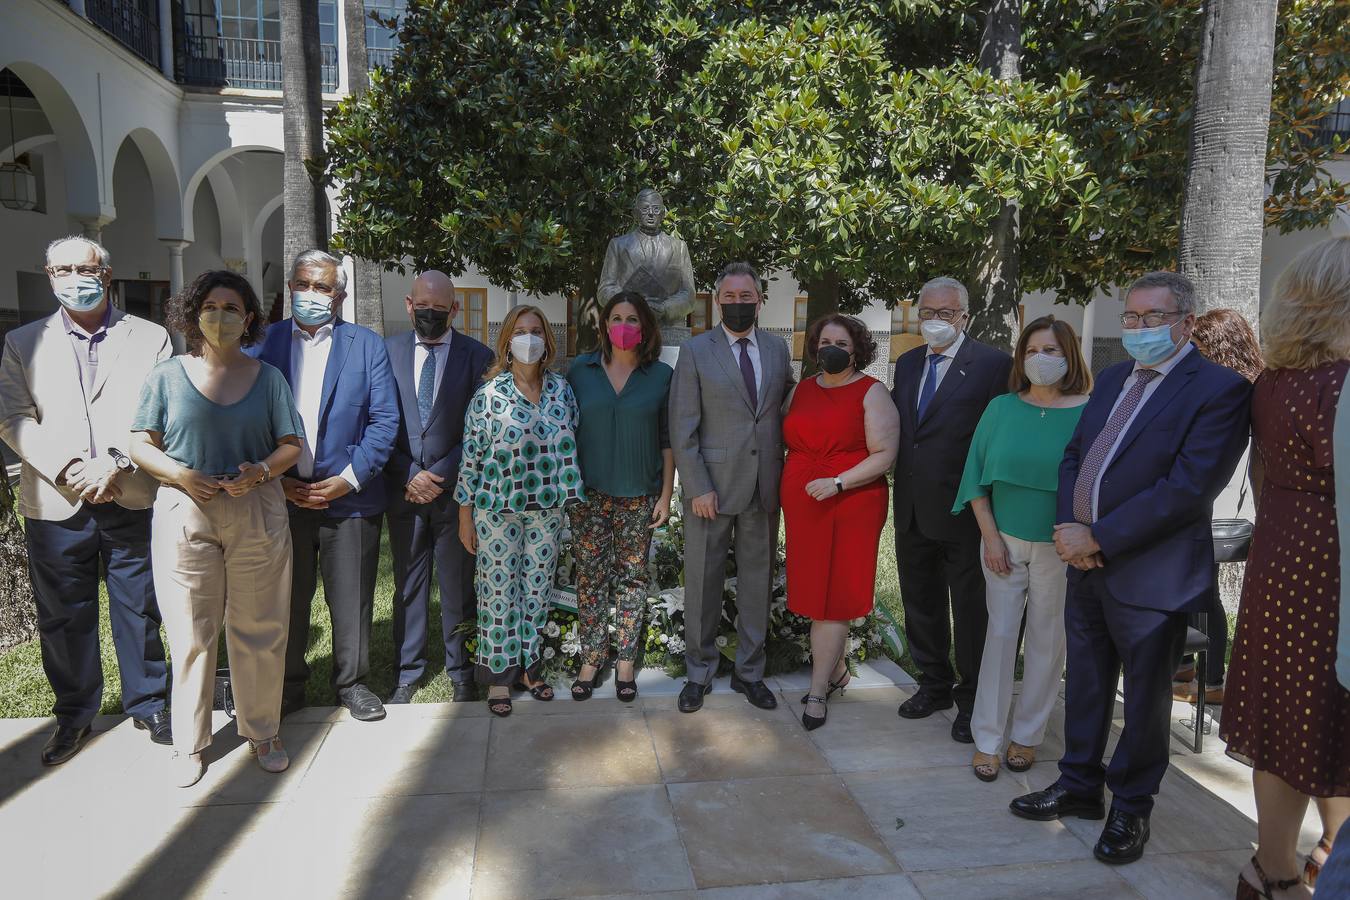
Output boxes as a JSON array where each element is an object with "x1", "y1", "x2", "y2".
[{"x1": 151, "y1": 481, "x2": 292, "y2": 754}]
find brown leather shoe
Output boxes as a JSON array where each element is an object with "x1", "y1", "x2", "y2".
[{"x1": 1171, "y1": 681, "x2": 1224, "y2": 704}]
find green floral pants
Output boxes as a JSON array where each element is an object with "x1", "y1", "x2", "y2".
[{"x1": 567, "y1": 490, "x2": 657, "y2": 668}]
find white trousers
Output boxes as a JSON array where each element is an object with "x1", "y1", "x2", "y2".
[{"x1": 971, "y1": 531, "x2": 1067, "y2": 756}]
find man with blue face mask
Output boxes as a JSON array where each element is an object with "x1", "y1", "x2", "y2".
[
  {"x1": 247, "y1": 250, "x2": 399, "y2": 722},
  {"x1": 0, "y1": 236, "x2": 174, "y2": 763},
  {"x1": 1011, "y1": 271, "x2": 1252, "y2": 866}
]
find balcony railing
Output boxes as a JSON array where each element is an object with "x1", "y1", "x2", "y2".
[
  {"x1": 1311, "y1": 100, "x2": 1350, "y2": 149},
  {"x1": 367, "y1": 46, "x2": 395, "y2": 71},
  {"x1": 85, "y1": 0, "x2": 161, "y2": 70},
  {"x1": 181, "y1": 35, "x2": 338, "y2": 93}
]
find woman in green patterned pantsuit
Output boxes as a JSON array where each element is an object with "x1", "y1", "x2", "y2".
[{"x1": 456, "y1": 305, "x2": 583, "y2": 717}]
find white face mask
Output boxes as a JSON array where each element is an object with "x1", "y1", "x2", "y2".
[
  {"x1": 920, "y1": 318, "x2": 958, "y2": 349},
  {"x1": 1025, "y1": 352, "x2": 1069, "y2": 386},
  {"x1": 510, "y1": 333, "x2": 546, "y2": 365}
]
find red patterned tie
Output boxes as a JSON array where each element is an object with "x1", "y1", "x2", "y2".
[{"x1": 1072, "y1": 368, "x2": 1160, "y2": 524}]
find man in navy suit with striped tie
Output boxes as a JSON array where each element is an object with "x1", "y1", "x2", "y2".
[
  {"x1": 1010, "y1": 272, "x2": 1251, "y2": 865},
  {"x1": 384, "y1": 271, "x2": 493, "y2": 703}
]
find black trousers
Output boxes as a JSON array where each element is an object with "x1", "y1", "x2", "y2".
[
  {"x1": 894, "y1": 511, "x2": 987, "y2": 712},
  {"x1": 283, "y1": 508, "x2": 381, "y2": 701},
  {"x1": 387, "y1": 492, "x2": 476, "y2": 686},
  {"x1": 25, "y1": 504, "x2": 168, "y2": 726}
]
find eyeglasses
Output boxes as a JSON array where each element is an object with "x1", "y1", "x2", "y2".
[
  {"x1": 1120, "y1": 311, "x2": 1181, "y2": 328},
  {"x1": 292, "y1": 279, "x2": 338, "y2": 296},
  {"x1": 917, "y1": 308, "x2": 964, "y2": 322},
  {"x1": 46, "y1": 264, "x2": 105, "y2": 278}
]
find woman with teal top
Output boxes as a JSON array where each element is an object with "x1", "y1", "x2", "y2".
[
  {"x1": 953, "y1": 315, "x2": 1091, "y2": 782},
  {"x1": 455, "y1": 304, "x2": 583, "y2": 716},
  {"x1": 565, "y1": 291, "x2": 674, "y2": 703},
  {"x1": 130, "y1": 270, "x2": 304, "y2": 787}
]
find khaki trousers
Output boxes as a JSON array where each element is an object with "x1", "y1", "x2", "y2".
[{"x1": 151, "y1": 481, "x2": 292, "y2": 754}]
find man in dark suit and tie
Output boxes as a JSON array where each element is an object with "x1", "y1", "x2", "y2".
[
  {"x1": 891, "y1": 276, "x2": 1012, "y2": 742},
  {"x1": 384, "y1": 271, "x2": 494, "y2": 704},
  {"x1": 250, "y1": 250, "x2": 400, "y2": 722},
  {"x1": 1011, "y1": 272, "x2": 1251, "y2": 865}
]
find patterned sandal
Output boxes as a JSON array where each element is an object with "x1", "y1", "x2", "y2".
[
  {"x1": 1236, "y1": 855, "x2": 1302, "y2": 900},
  {"x1": 487, "y1": 696, "x2": 513, "y2": 717},
  {"x1": 1006, "y1": 743, "x2": 1036, "y2": 773},
  {"x1": 1304, "y1": 837, "x2": 1332, "y2": 888},
  {"x1": 972, "y1": 751, "x2": 1000, "y2": 782}
]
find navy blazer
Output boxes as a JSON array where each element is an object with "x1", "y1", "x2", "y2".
[
  {"x1": 891, "y1": 334, "x2": 1013, "y2": 541},
  {"x1": 1058, "y1": 346, "x2": 1252, "y2": 613},
  {"x1": 247, "y1": 318, "x2": 400, "y2": 518},
  {"x1": 384, "y1": 329, "x2": 494, "y2": 490}
]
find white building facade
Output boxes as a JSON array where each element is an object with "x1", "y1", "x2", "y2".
[{"x1": 3, "y1": 0, "x2": 1348, "y2": 384}]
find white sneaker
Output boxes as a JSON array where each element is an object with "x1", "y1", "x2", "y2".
[
  {"x1": 171, "y1": 750, "x2": 205, "y2": 788},
  {"x1": 249, "y1": 736, "x2": 289, "y2": 774}
]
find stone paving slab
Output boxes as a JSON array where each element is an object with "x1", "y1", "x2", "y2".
[{"x1": 0, "y1": 662, "x2": 1313, "y2": 899}]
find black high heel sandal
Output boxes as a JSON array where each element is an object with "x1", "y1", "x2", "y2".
[
  {"x1": 571, "y1": 671, "x2": 601, "y2": 701},
  {"x1": 615, "y1": 679, "x2": 638, "y2": 703},
  {"x1": 487, "y1": 695, "x2": 513, "y2": 717},
  {"x1": 800, "y1": 671, "x2": 852, "y2": 704},
  {"x1": 801, "y1": 694, "x2": 828, "y2": 731},
  {"x1": 1235, "y1": 855, "x2": 1303, "y2": 900},
  {"x1": 514, "y1": 678, "x2": 555, "y2": 701}
]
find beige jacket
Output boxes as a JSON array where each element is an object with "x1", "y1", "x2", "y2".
[{"x1": 0, "y1": 308, "x2": 172, "y2": 520}]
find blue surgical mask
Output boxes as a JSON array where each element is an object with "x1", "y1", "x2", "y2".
[
  {"x1": 54, "y1": 275, "x2": 105, "y2": 312},
  {"x1": 291, "y1": 290, "x2": 335, "y2": 326},
  {"x1": 1120, "y1": 321, "x2": 1180, "y2": 367}
]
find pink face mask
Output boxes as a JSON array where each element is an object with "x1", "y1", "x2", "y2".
[{"x1": 608, "y1": 322, "x2": 642, "y2": 351}]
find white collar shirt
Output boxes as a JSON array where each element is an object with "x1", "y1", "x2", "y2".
[
  {"x1": 721, "y1": 324, "x2": 763, "y2": 399},
  {"x1": 413, "y1": 328, "x2": 454, "y2": 411},
  {"x1": 290, "y1": 319, "x2": 359, "y2": 490},
  {"x1": 916, "y1": 329, "x2": 965, "y2": 410}
]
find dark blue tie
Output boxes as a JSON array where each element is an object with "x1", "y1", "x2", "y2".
[
  {"x1": 736, "y1": 337, "x2": 758, "y2": 405},
  {"x1": 417, "y1": 343, "x2": 437, "y2": 425},
  {"x1": 916, "y1": 353, "x2": 944, "y2": 422}
]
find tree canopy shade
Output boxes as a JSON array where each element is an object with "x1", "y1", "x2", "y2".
[{"x1": 324, "y1": 0, "x2": 1350, "y2": 328}]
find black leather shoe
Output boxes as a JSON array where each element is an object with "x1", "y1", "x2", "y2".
[
  {"x1": 133, "y1": 708, "x2": 173, "y2": 745},
  {"x1": 338, "y1": 684, "x2": 387, "y2": 722},
  {"x1": 451, "y1": 681, "x2": 478, "y2": 703},
  {"x1": 1094, "y1": 808, "x2": 1150, "y2": 865},
  {"x1": 41, "y1": 725, "x2": 91, "y2": 766},
  {"x1": 678, "y1": 680, "x2": 711, "y2": 713},
  {"x1": 730, "y1": 673, "x2": 778, "y2": 709},
  {"x1": 1010, "y1": 783, "x2": 1106, "y2": 822},
  {"x1": 950, "y1": 710, "x2": 973, "y2": 744},
  {"x1": 387, "y1": 684, "x2": 417, "y2": 705},
  {"x1": 897, "y1": 689, "x2": 954, "y2": 719}
]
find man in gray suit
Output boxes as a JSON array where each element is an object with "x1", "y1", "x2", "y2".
[{"x1": 668, "y1": 261, "x2": 792, "y2": 712}]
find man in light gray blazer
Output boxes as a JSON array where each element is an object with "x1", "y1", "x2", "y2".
[{"x1": 668, "y1": 261, "x2": 792, "y2": 712}]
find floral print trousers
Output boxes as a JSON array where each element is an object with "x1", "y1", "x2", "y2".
[
  {"x1": 472, "y1": 507, "x2": 565, "y2": 686},
  {"x1": 567, "y1": 490, "x2": 657, "y2": 668}
]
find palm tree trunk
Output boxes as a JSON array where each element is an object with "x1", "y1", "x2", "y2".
[
  {"x1": 342, "y1": 0, "x2": 384, "y2": 334},
  {"x1": 1178, "y1": 0, "x2": 1279, "y2": 325},
  {"x1": 281, "y1": 0, "x2": 328, "y2": 318},
  {"x1": 968, "y1": 0, "x2": 1022, "y2": 352}
]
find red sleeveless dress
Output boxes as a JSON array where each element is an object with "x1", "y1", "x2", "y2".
[{"x1": 782, "y1": 375, "x2": 889, "y2": 620}]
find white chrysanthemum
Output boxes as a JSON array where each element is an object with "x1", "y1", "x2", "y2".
[
  {"x1": 543, "y1": 647, "x2": 556, "y2": 660},
  {"x1": 545, "y1": 621, "x2": 561, "y2": 638},
  {"x1": 667, "y1": 637, "x2": 685, "y2": 654},
  {"x1": 659, "y1": 633, "x2": 669, "y2": 644}
]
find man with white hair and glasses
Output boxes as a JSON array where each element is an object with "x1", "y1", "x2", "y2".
[{"x1": 0, "y1": 235, "x2": 174, "y2": 764}]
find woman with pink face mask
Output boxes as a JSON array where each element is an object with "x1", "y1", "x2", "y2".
[{"x1": 565, "y1": 291, "x2": 675, "y2": 701}]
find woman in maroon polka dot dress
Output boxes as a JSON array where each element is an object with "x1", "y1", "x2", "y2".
[{"x1": 1223, "y1": 237, "x2": 1350, "y2": 900}]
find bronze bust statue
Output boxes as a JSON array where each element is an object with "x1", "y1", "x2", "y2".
[{"x1": 597, "y1": 188, "x2": 696, "y2": 348}]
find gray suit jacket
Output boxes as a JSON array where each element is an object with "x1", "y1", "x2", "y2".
[{"x1": 668, "y1": 326, "x2": 791, "y2": 516}]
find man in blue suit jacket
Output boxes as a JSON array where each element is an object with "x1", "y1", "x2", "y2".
[
  {"x1": 384, "y1": 271, "x2": 493, "y2": 704},
  {"x1": 247, "y1": 251, "x2": 399, "y2": 722},
  {"x1": 1011, "y1": 272, "x2": 1252, "y2": 866}
]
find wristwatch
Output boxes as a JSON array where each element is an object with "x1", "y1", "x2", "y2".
[
  {"x1": 833, "y1": 476, "x2": 845, "y2": 493},
  {"x1": 107, "y1": 448, "x2": 134, "y2": 474}
]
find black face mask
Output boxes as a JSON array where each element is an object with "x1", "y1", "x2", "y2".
[
  {"x1": 817, "y1": 345, "x2": 852, "y2": 374},
  {"x1": 720, "y1": 302, "x2": 758, "y2": 333},
  {"x1": 413, "y1": 308, "x2": 450, "y2": 340}
]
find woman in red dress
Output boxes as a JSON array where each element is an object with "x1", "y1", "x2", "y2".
[
  {"x1": 1221, "y1": 237, "x2": 1350, "y2": 900},
  {"x1": 782, "y1": 314, "x2": 900, "y2": 730}
]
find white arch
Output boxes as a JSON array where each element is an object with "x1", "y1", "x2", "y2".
[
  {"x1": 1, "y1": 132, "x2": 55, "y2": 162},
  {"x1": 2, "y1": 61, "x2": 107, "y2": 221},
  {"x1": 206, "y1": 166, "x2": 247, "y2": 261},
  {"x1": 248, "y1": 193, "x2": 285, "y2": 300},
  {"x1": 112, "y1": 128, "x2": 184, "y2": 238},
  {"x1": 181, "y1": 143, "x2": 285, "y2": 242}
]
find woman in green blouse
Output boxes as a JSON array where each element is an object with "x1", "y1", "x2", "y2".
[
  {"x1": 455, "y1": 305, "x2": 583, "y2": 716},
  {"x1": 566, "y1": 291, "x2": 674, "y2": 702},
  {"x1": 953, "y1": 315, "x2": 1091, "y2": 782}
]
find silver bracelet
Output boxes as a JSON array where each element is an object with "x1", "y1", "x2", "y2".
[{"x1": 258, "y1": 461, "x2": 272, "y2": 483}]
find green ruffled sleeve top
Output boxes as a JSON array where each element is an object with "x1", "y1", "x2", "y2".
[
  {"x1": 952, "y1": 393, "x2": 1085, "y2": 543},
  {"x1": 454, "y1": 370, "x2": 585, "y2": 513}
]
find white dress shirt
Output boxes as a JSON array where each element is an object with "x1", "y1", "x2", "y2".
[
  {"x1": 915, "y1": 329, "x2": 965, "y2": 409},
  {"x1": 412, "y1": 329, "x2": 453, "y2": 410},
  {"x1": 722, "y1": 324, "x2": 762, "y2": 399},
  {"x1": 291, "y1": 320, "x2": 359, "y2": 489},
  {"x1": 1090, "y1": 341, "x2": 1195, "y2": 519}
]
